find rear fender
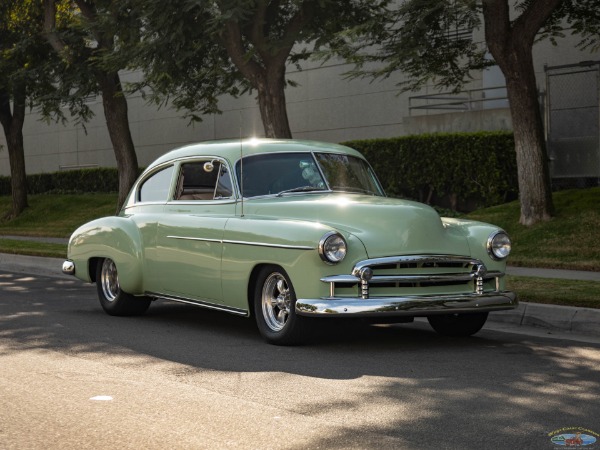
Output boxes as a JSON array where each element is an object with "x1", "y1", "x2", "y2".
[{"x1": 68, "y1": 217, "x2": 144, "y2": 294}]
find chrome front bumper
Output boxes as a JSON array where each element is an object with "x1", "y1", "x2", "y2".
[
  {"x1": 298, "y1": 254, "x2": 517, "y2": 317},
  {"x1": 296, "y1": 291, "x2": 517, "y2": 317}
]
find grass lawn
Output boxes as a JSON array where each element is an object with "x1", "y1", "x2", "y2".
[
  {"x1": 0, "y1": 193, "x2": 117, "y2": 237},
  {"x1": 0, "y1": 238, "x2": 67, "y2": 258},
  {"x1": 466, "y1": 187, "x2": 600, "y2": 271},
  {"x1": 506, "y1": 276, "x2": 599, "y2": 309}
]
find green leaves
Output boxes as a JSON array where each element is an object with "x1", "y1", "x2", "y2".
[
  {"x1": 135, "y1": 0, "x2": 391, "y2": 126},
  {"x1": 327, "y1": 0, "x2": 489, "y2": 92}
]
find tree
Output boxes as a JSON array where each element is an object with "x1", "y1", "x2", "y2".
[
  {"x1": 334, "y1": 0, "x2": 600, "y2": 225},
  {"x1": 42, "y1": 0, "x2": 141, "y2": 211},
  {"x1": 137, "y1": 0, "x2": 387, "y2": 139},
  {"x1": 0, "y1": 85, "x2": 27, "y2": 219},
  {"x1": 0, "y1": 0, "x2": 40, "y2": 218},
  {"x1": 481, "y1": 0, "x2": 559, "y2": 225},
  {"x1": 0, "y1": 0, "x2": 83, "y2": 218}
]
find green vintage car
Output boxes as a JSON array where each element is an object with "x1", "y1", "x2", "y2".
[{"x1": 62, "y1": 138, "x2": 517, "y2": 345}]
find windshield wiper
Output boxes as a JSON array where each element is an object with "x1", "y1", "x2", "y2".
[{"x1": 275, "y1": 186, "x2": 326, "y2": 197}]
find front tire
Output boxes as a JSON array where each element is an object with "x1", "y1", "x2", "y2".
[
  {"x1": 427, "y1": 312, "x2": 488, "y2": 337},
  {"x1": 253, "y1": 265, "x2": 309, "y2": 345},
  {"x1": 96, "y1": 258, "x2": 151, "y2": 316}
]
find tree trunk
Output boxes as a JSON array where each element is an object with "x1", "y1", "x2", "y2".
[
  {"x1": 255, "y1": 69, "x2": 292, "y2": 139},
  {"x1": 503, "y1": 49, "x2": 554, "y2": 225},
  {"x1": 221, "y1": 20, "x2": 294, "y2": 139},
  {"x1": 0, "y1": 87, "x2": 29, "y2": 219},
  {"x1": 97, "y1": 71, "x2": 139, "y2": 213},
  {"x1": 482, "y1": 0, "x2": 557, "y2": 226}
]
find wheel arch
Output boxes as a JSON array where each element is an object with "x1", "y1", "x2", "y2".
[
  {"x1": 89, "y1": 257, "x2": 101, "y2": 283},
  {"x1": 247, "y1": 263, "x2": 284, "y2": 317}
]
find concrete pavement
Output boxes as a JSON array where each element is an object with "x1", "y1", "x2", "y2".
[
  {"x1": 1, "y1": 250, "x2": 598, "y2": 338},
  {"x1": 507, "y1": 265, "x2": 600, "y2": 282}
]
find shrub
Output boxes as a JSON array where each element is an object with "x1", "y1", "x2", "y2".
[
  {"x1": 343, "y1": 131, "x2": 518, "y2": 211},
  {"x1": 0, "y1": 168, "x2": 119, "y2": 195}
]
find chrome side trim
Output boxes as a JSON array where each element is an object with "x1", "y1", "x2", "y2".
[
  {"x1": 166, "y1": 235, "x2": 314, "y2": 250},
  {"x1": 62, "y1": 260, "x2": 75, "y2": 276},
  {"x1": 167, "y1": 235, "x2": 222, "y2": 244},
  {"x1": 146, "y1": 291, "x2": 249, "y2": 317},
  {"x1": 166, "y1": 199, "x2": 237, "y2": 205},
  {"x1": 296, "y1": 291, "x2": 518, "y2": 317},
  {"x1": 223, "y1": 239, "x2": 314, "y2": 250}
]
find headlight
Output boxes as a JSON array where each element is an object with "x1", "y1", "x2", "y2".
[
  {"x1": 487, "y1": 231, "x2": 511, "y2": 260},
  {"x1": 319, "y1": 232, "x2": 347, "y2": 264}
]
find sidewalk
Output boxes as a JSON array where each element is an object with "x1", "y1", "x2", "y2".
[
  {"x1": 506, "y1": 266, "x2": 600, "y2": 282},
  {"x1": 0, "y1": 235, "x2": 69, "y2": 245}
]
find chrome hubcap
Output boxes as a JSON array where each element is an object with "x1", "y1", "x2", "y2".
[
  {"x1": 261, "y1": 273, "x2": 291, "y2": 332},
  {"x1": 100, "y1": 259, "x2": 120, "y2": 302}
]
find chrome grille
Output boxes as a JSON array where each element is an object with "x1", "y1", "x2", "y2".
[{"x1": 321, "y1": 255, "x2": 504, "y2": 299}]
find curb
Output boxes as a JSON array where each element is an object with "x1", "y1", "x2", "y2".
[
  {"x1": 0, "y1": 253, "x2": 70, "y2": 280},
  {"x1": 488, "y1": 302, "x2": 600, "y2": 337},
  {"x1": 1, "y1": 253, "x2": 599, "y2": 338}
]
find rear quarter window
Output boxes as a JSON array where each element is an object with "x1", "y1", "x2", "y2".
[{"x1": 138, "y1": 165, "x2": 175, "y2": 203}]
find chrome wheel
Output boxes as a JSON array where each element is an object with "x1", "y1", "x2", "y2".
[
  {"x1": 100, "y1": 258, "x2": 120, "y2": 303},
  {"x1": 254, "y1": 265, "x2": 309, "y2": 345},
  {"x1": 95, "y1": 258, "x2": 151, "y2": 316},
  {"x1": 261, "y1": 272, "x2": 291, "y2": 332}
]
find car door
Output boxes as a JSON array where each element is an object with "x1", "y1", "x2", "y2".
[{"x1": 155, "y1": 158, "x2": 236, "y2": 302}]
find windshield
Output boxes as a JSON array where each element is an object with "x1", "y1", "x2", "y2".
[
  {"x1": 235, "y1": 152, "x2": 384, "y2": 198},
  {"x1": 314, "y1": 153, "x2": 384, "y2": 196}
]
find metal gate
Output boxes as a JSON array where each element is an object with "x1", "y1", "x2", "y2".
[{"x1": 545, "y1": 61, "x2": 600, "y2": 188}]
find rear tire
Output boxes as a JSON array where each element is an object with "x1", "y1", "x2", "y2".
[
  {"x1": 253, "y1": 265, "x2": 309, "y2": 345},
  {"x1": 96, "y1": 258, "x2": 151, "y2": 316},
  {"x1": 427, "y1": 312, "x2": 488, "y2": 337}
]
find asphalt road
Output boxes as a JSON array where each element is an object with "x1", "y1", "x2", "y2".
[{"x1": 1, "y1": 269, "x2": 599, "y2": 450}]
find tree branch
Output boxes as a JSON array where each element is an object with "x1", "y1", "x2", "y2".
[
  {"x1": 0, "y1": 89, "x2": 12, "y2": 131},
  {"x1": 42, "y1": 0, "x2": 69, "y2": 56},
  {"x1": 11, "y1": 83, "x2": 26, "y2": 129},
  {"x1": 249, "y1": 0, "x2": 268, "y2": 56},
  {"x1": 481, "y1": 0, "x2": 510, "y2": 59},
  {"x1": 74, "y1": 0, "x2": 108, "y2": 50},
  {"x1": 272, "y1": 1, "x2": 315, "y2": 68},
  {"x1": 513, "y1": 0, "x2": 564, "y2": 45},
  {"x1": 222, "y1": 20, "x2": 265, "y2": 88}
]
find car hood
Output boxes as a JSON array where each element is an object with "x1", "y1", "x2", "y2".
[{"x1": 244, "y1": 194, "x2": 471, "y2": 258}]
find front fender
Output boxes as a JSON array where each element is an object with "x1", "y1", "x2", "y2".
[
  {"x1": 442, "y1": 218, "x2": 510, "y2": 288},
  {"x1": 221, "y1": 217, "x2": 368, "y2": 310},
  {"x1": 67, "y1": 216, "x2": 144, "y2": 294}
]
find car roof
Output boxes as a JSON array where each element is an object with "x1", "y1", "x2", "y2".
[{"x1": 147, "y1": 138, "x2": 364, "y2": 171}]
